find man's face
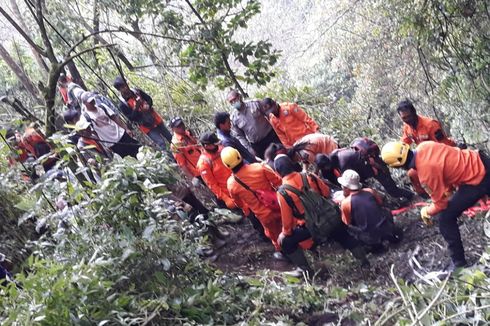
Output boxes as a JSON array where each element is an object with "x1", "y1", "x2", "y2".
[
  {"x1": 172, "y1": 124, "x2": 186, "y2": 135},
  {"x1": 119, "y1": 85, "x2": 132, "y2": 98},
  {"x1": 264, "y1": 103, "x2": 279, "y2": 116},
  {"x1": 227, "y1": 93, "x2": 242, "y2": 110},
  {"x1": 399, "y1": 110, "x2": 417, "y2": 127},
  {"x1": 219, "y1": 118, "x2": 232, "y2": 132}
]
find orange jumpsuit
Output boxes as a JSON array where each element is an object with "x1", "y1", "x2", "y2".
[
  {"x1": 268, "y1": 103, "x2": 319, "y2": 147},
  {"x1": 401, "y1": 115, "x2": 456, "y2": 195},
  {"x1": 415, "y1": 141, "x2": 485, "y2": 215},
  {"x1": 197, "y1": 146, "x2": 234, "y2": 206},
  {"x1": 294, "y1": 133, "x2": 338, "y2": 164},
  {"x1": 401, "y1": 115, "x2": 456, "y2": 146},
  {"x1": 171, "y1": 130, "x2": 201, "y2": 177},
  {"x1": 277, "y1": 172, "x2": 330, "y2": 250},
  {"x1": 227, "y1": 163, "x2": 283, "y2": 250}
]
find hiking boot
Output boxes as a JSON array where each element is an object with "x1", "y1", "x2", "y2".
[
  {"x1": 273, "y1": 252, "x2": 288, "y2": 261},
  {"x1": 350, "y1": 246, "x2": 370, "y2": 267},
  {"x1": 285, "y1": 249, "x2": 313, "y2": 278},
  {"x1": 445, "y1": 259, "x2": 468, "y2": 273},
  {"x1": 196, "y1": 247, "x2": 214, "y2": 257},
  {"x1": 284, "y1": 267, "x2": 310, "y2": 278}
]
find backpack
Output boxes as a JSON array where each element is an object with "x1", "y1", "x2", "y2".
[
  {"x1": 278, "y1": 173, "x2": 342, "y2": 244},
  {"x1": 234, "y1": 176, "x2": 281, "y2": 212}
]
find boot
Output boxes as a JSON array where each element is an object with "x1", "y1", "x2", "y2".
[
  {"x1": 285, "y1": 249, "x2": 312, "y2": 278},
  {"x1": 350, "y1": 246, "x2": 370, "y2": 267}
]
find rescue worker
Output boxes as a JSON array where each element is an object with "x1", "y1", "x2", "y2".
[
  {"x1": 58, "y1": 73, "x2": 84, "y2": 111},
  {"x1": 170, "y1": 116, "x2": 202, "y2": 184},
  {"x1": 63, "y1": 109, "x2": 110, "y2": 160},
  {"x1": 79, "y1": 91, "x2": 140, "y2": 158},
  {"x1": 289, "y1": 133, "x2": 338, "y2": 167},
  {"x1": 261, "y1": 98, "x2": 319, "y2": 147},
  {"x1": 214, "y1": 111, "x2": 257, "y2": 164},
  {"x1": 275, "y1": 155, "x2": 369, "y2": 275},
  {"x1": 226, "y1": 90, "x2": 282, "y2": 159},
  {"x1": 381, "y1": 141, "x2": 490, "y2": 270},
  {"x1": 113, "y1": 76, "x2": 172, "y2": 150},
  {"x1": 197, "y1": 132, "x2": 236, "y2": 209},
  {"x1": 221, "y1": 146, "x2": 284, "y2": 256},
  {"x1": 397, "y1": 99, "x2": 456, "y2": 147},
  {"x1": 397, "y1": 99, "x2": 457, "y2": 197},
  {"x1": 338, "y1": 170, "x2": 402, "y2": 250},
  {"x1": 314, "y1": 148, "x2": 414, "y2": 200}
]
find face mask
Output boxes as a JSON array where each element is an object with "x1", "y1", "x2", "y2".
[{"x1": 231, "y1": 101, "x2": 241, "y2": 110}]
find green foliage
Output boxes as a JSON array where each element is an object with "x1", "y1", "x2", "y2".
[
  {"x1": 0, "y1": 149, "x2": 332, "y2": 325},
  {"x1": 180, "y1": 0, "x2": 280, "y2": 90}
]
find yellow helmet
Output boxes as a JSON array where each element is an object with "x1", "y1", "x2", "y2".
[
  {"x1": 381, "y1": 141, "x2": 410, "y2": 167},
  {"x1": 221, "y1": 146, "x2": 242, "y2": 169}
]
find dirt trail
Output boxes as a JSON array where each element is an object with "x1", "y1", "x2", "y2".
[{"x1": 212, "y1": 209, "x2": 487, "y2": 287}]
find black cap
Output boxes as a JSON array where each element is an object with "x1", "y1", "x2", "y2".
[
  {"x1": 274, "y1": 154, "x2": 297, "y2": 177},
  {"x1": 170, "y1": 116, "x2": 184, "y2": 128},
  {"x1": 199, "y1": 132, "x2": 219, "y2": 145},
  {"x1": 113, "y1": 76, "x2": 127, "y2": 90}
]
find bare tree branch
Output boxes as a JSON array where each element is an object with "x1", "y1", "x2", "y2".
[{"x1": 0, "y1": 5, "x2": 46, "y2": 56}]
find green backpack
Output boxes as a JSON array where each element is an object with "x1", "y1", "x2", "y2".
[{"x1": 278, "y1": 173, "x2": 342, "y2": 244}]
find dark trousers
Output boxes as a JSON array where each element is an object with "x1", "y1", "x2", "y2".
[
  {"x1": 147, "y1": 123, "x2": 172, "y2": 150},
  {"x1": 282, "y1": 226, "x2": 312, "y2": 254},
  {"x1": 282, "y1": 223, "x2": 362, "y2": 254},
  {"x1": 375, "y1": 170, "x2": 414, "y2": 200},
  {"x1": 438, "y1": 152, "x2": 490, "y2": 264},
  {"x1": 251, "y1": 129, "x2": 281, "y2": 159},
  {"x1": 110, "y1": 132, "x2": 140, "y2": 158}
]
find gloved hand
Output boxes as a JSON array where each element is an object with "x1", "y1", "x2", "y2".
[
  {"x1": 191, "y1": 177, "x2": 202, "y2": 187},
  {"x1": 420, "y1": 206, "x2": 433, "y2": 226},
  {"x1": 224, "y1": 197, "x2": 236, "y2": 209}
]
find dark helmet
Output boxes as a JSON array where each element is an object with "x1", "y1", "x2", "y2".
[{"x1": 199, "y1": 132, "x2": 219, "y2": 145}]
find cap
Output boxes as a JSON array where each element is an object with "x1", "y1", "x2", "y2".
[
  {"x1": 170, "y1": 116, "x2": 184, "y2": 128},
  {"x1": 337, "y1": 169, "x2": 362, "y2": 190},
  {"x1": 80, "y1": 91, "x2": 96, "y2": 104}
]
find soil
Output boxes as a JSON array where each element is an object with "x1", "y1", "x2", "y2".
[{"x1": 211, "y1": 204, "x2": 488, "y2": 288}]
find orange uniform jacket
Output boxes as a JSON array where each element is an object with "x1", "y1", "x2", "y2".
[
  {"x1": 197, "y1": 146, "x2": 233, "y2": 202},
  {"x1": 295, "y1": 133, "x2": 338, "y2": 164},
  {"x1": 268, "y1": 103, "x2": 319, "y2": 147},
  {"x1": 171, "y1": 130, "x2": 201, "y2": 177},
  {"x1": 415, "y1": 141, "x2": 486, "y2": 215},
  {"x1": 401, "y1": 115, "x2": 456, "y2": 146},
  {"x1": 277, "y1": 172, "x2": 330, "y2": 240},
  {"x1": 340, "y1": 188, "x2": 382, "y2": 225},
  {"x1": 227, "y1": 163, "x2": 283, "y2": 250},
  {"x1": 126, "y1": 97, "x2": 163, "y2": 134}
]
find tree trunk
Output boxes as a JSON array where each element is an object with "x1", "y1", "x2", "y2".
[
  {"x1": 9, "y1": 0, "x2": 49, "y2": 78},
  {"x1": 0, "y1": 43, "x2": 43, "y2": 104},
  {"x1": 65, "y1": 60, "x2": 87, "y2": 90}
]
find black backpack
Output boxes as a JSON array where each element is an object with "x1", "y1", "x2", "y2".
[{"x1": 278, "y1": 173, "x2": 342, "y2": 244}]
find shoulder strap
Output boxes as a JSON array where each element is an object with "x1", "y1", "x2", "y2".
[
  {"x1": 278, "y1": 184, "x2": 304, "y2": 219},
  {"x1": 300, "y1": 172, "x2": 310, "y2": 191},
  {"x1": 234, "y1": 176, "x2": 259, "y2": 200}
]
